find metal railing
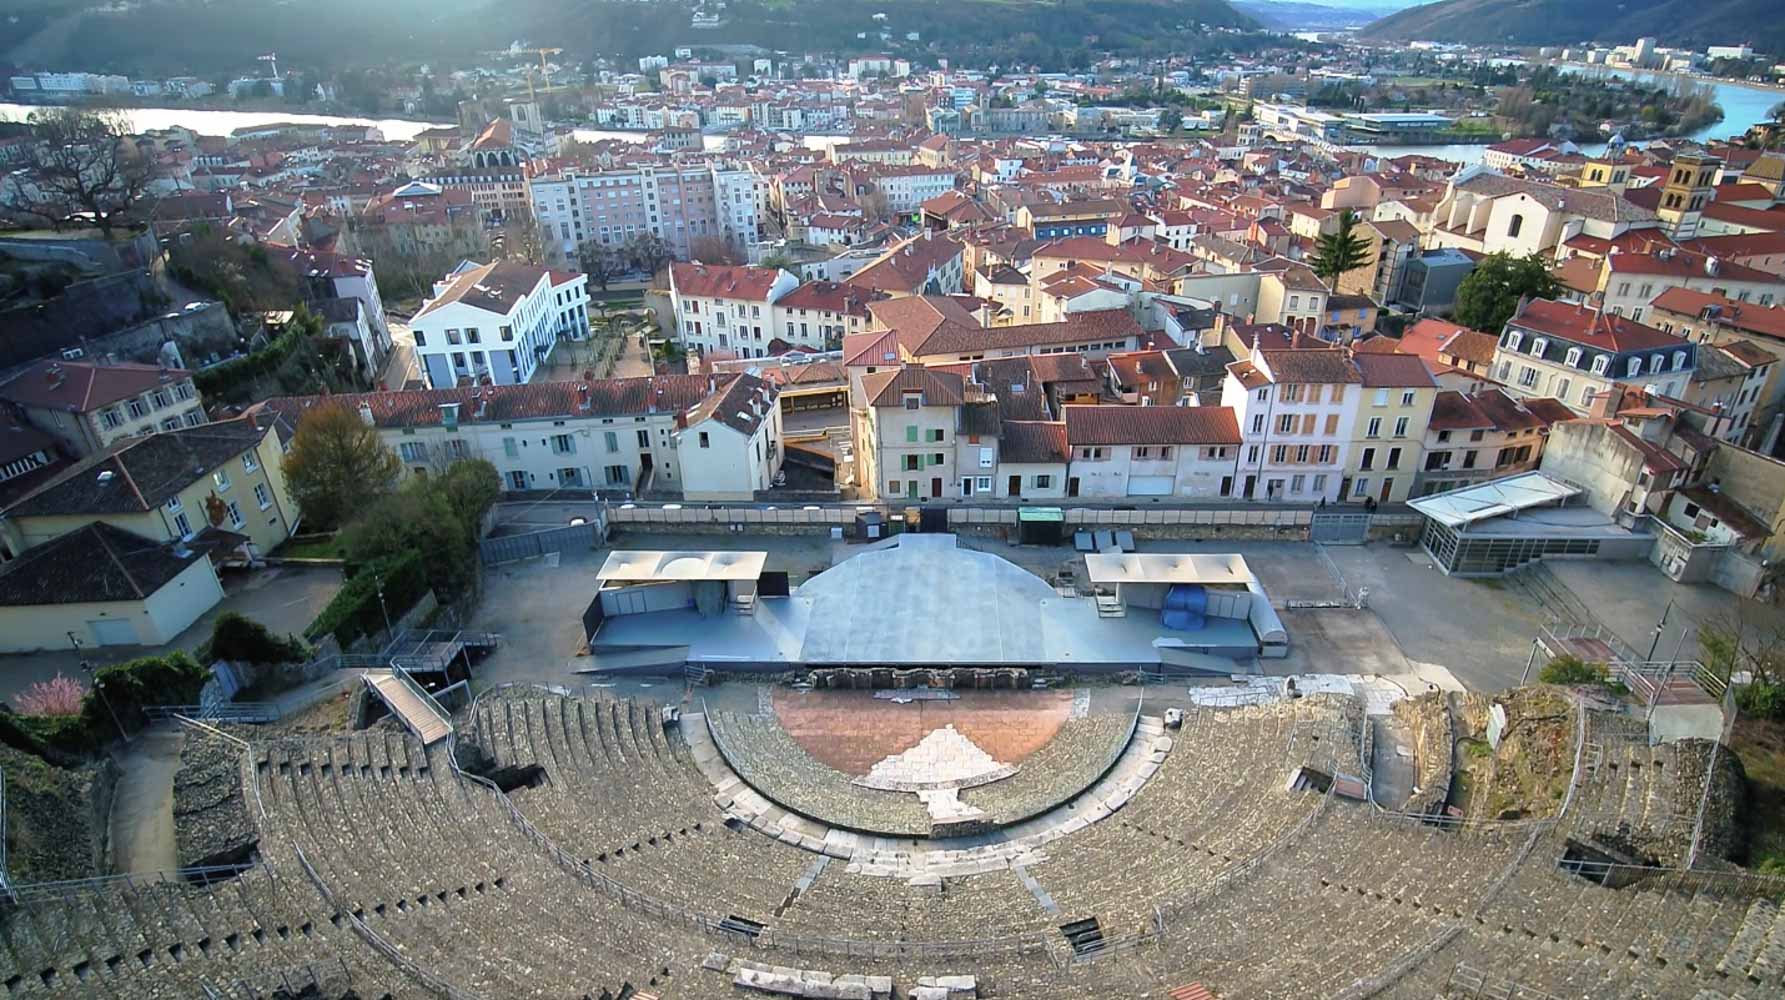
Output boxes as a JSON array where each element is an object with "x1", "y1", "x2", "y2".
[
  {"x1": 293, "y1": 845, "x2": 483, "y2": 1000},
  {"x1": 173, "y1": 713, "x2": 251, "y2": 751},
  {"x1": 5, "y1": 864, "x2": 255, "y2": 905},
  {"x1": 146, "y1": 702, "x2": 282, "y2": 724},
  {"x1": 0, "y1": 768, "x2": 9, "y2": 902}
]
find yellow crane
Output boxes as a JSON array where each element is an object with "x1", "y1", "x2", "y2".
[{"x1": 522, "y1": 48, "x2": 565, "y2": 91}]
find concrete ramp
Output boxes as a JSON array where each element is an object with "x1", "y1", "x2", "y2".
[{"x1": 364, "y1": 670, "x2": 453, "y2": 745}]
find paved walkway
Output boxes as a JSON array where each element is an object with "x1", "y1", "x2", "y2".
[
  {"x1": 109, "y1": 727, "x2": 184, "y2": 873},
  {"x1": 381, "y1": 319, "x2": 419, "y2": 389}
]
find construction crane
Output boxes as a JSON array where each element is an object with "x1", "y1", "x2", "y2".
[{"x1": 522, "y1": 48, "x2": 564, "y2": 90}]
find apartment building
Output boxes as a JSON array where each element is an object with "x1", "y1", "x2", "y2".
[
  {"x1": 1222, "y1": 348, "x2": 1361, "y2": 503},
  {"x1": 530, "y1": 162, "x2": 768, "y2": 265},
  {"x1": 1061, "y1": 405, "x2": 1243, "y2": 499},
  {"x1": 1554, "y1": 247, "x2": 1783, "y2": 323},
  {"x1": 669, "y1": 262, "x2": 801, "y2": 357},
  {"x1": 0, "y1": 360, "x2": 206, "y2": 458},
  {"x1": 258, "y1": 374, "x2": 780, "y2": 501},
  {"x1": 1415, "y1": 389, "x2": 1569, "y2": 497},
  {"x1": 855, "y1": 365, "x2": 970, "y2": 500},
  {"x1": 1344, "y1": 353, "x2": 1439, "y2": 505},
  {"x1": 864, "y1": 295, "x2": 1143, "y2": 365},
  {"x1": 675, "y1": 375, "x2": 784, "y2": 501},
  {"x1": 0, "y1": 417, "x2": 296, "y2": 562},
  {"x1": 770, "y1": 280, "x2": 881, "y2": 353},
  {"x1": 1492, "y1": 299, "x2": 1696, "y2": 414},
  {"x1": 410, "y1": 261, "x2": 589, "y2": 389},
  {"x1": 845, "y1": 232, "x2": 967, "y2": 298}
]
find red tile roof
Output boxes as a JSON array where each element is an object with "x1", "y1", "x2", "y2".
[
  {"x1": 860, "y1": 365, "x2": 966, "y2": 408},
  {"x1": 256, "y1": 376, "x2": 723, "y2": 429},
  {"x1": 1650, "y1": 286, "x2": 1785, "y2": 339},
  {"x1": 0, "y1": 360, "x2": 194, "y2": 413},
  {"x1": 1509, "y1": 300, "x2": 1684, "y2": 352},
  {"x1": 671, "y1": 262, "x2": 788, "y2": 301},
  {"x1": 1353, "y1": 352, "x2": 1437, "y2": 388},
  {"x1": 1064, "y1": 403, "x2": 1240, "y2": 446},
  {"x1": 998, "y1": 420, "x2": 1069, "y2": 464}
]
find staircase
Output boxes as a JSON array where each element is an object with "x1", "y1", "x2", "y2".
[
  {"x1": 732, "y1": 592, "x2": 757, "y2": 615},
  {"x1": 1095, "y1": 593, "x2": 1126, "y2": 618},
  {"x1": 363, "y1": 670, "x2": 452, "y2": 745}
]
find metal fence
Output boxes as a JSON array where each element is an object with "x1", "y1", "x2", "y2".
[
  {"x1": 479, "y1": 520, "x2": 603, "y2": 565},
  {"x1": 146, "y1": 703, "x2": 283, "y2": 724}
]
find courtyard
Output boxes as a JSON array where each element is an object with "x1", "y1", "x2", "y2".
[{"x1": 452, "y1": 521, "x2": 1750, "y2": 697}]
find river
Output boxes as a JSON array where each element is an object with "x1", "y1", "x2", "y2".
[
  {"x1": 1354, "y1": 70, "x2": 1779, "y2": 165},
  {"x1": 4, "y1": 70, "x2": 1778, "y2": 168},
  {"x1": 0, "y1": 102, "x2": 837, "y2": 151}
]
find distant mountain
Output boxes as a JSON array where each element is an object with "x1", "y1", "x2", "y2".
[
  {"x1": 1236, "y1": 1, "x2": 1400, "y2": 30},
  {"x1": 1361, "y1": 0, "x2": 1785, "y2": 55},
  {"x1": 6, "y1": 0, "x2": 1263, "y2": 79}
]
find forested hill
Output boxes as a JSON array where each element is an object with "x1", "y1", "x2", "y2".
[
  {"x1": 5, "y1": 0, "x2": 1260, "y2": 79},
  {"x1": 1360, "y1": 0, "x2": 1785, "y2": 56}
]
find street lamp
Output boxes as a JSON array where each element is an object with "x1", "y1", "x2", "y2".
[
  {"x1": 1645, "y1": 598, "x2": 1675, "y2": 662},
  {"x1": 373, "y1": 573, "x2": 393, "y2": 639},
  {"x1": 69, "y1": 632, "x2": 127, "y2": 742}
]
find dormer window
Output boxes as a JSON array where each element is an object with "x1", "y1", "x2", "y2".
[
  {"x1": 1505, "y1": 332, "x2": 1523, "y2": 352},
  {"x1": 1531, "y1": 337, "x2": 1548, "y2": 358},
  {"x1": 1627, "y1": 357, "x2": 1642, "y2": 377},
  {"x1": 1672, "y1": 351, "x2": 1687, "y2": 371},
  {"x1": 1565, "y1": 347, "x2": 1582, "y2": 369},
  {"x1": 1591, "y1": 355, "x2": 1609, "y2": 376},
  {"x1": 1648, "y1": 355, "x2": 1664, "y2": 374}
]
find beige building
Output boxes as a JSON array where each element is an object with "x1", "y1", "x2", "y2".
[
  {"x1": 0, "y1": 359, "x2": 206, "y2": 458},
  {"x1": 1492, "y1": 299, "x2": 1696, "y2": 414},
  {"x1": 0, "y1": 417, "x2": 296, "y2": 563},
  {"x1": 0, "y1": 521, "x2": 225, "y2": 651},
  {"x1": 855, "y1": 365, "x2": 972, "y2": 501},
  {"x1": 1345, "y1": 353, "x2": 1440, "y2": 504}
]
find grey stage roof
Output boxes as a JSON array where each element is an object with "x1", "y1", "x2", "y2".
[{"x1": 797, "y1": 534, "x2": 1054, "y2": 663}]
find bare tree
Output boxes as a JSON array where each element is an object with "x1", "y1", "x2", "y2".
[
  {"x1": 688, "y1": 234, "x2": 741, "y2": 265},
  {"x1": 3, "y1": 108, "x2": 151, "y2": 238}
]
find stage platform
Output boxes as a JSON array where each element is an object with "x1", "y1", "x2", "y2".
[{"x1": 586, "y1": 534, "x2": 1265, "y2": 674}]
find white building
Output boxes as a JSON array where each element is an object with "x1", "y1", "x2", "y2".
[
  {"x1": 410, "y1": 261, "x2": 588, "y2": 389},
  {"x1": 675, "y1": 375, "x2": 785, "y2": 500},
  {"x1": 1061, "y1": 405, "x2": 1243, "y2": 499},
  {"x1": 669, "y1": 261, "x2": 800, "y2": 357},
  {"x1": 1222, "y1": 348, "x2": 1362, "y2": 503},
  {"x1": 259, "y1": 373, "x2": 780, "y2": 500}
]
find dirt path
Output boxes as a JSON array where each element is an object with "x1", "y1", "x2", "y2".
[{"x1": 109, "y1": 727, "x2": 185, "y2": 873}]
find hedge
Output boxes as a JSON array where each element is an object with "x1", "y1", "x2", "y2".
[
  {"x1": 205, "y1": 612, "x2": 310, "y2": 665},
  {"x1": 193, "y1": 311, "x2": 317, "y2": 403},
  {"x1": 304, "y1": 551, "x2": 429, "y2": 648},
  {"x1": 0, "y1": 651, "x2": 209, "y2": 761}
]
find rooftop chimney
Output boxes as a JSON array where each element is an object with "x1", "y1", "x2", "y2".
[
  {"x1": 358, "y1": 402, "x2": 375, "y2": 426},
  {"x1": 577, "y1": 385, "x2": 592, "y2": 412}
]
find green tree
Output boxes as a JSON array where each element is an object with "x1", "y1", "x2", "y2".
[
  {"x1": 282, "y1": 405, "x2": 402, "y2": 531},
  {"x1": 1158, "y1": 107, "x2": 1183, "y2": 133},
  {"x1": 1306, "y1": 210, "x2": 1370, "y2": 288},
  {"x1": 1453, "y1": 252, "x2": 1562, "y2": 334}
]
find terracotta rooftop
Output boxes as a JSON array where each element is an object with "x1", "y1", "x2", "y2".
[
  {"x1": 1063, "y1": 403, "x2": 1241, "y2": 446},
  {"x1": 0, "y1": 360, "x2": 195, "y2": 413}
]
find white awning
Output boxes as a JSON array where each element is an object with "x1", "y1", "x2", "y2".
[
  {"x1": 1083, "y1": 552, "x2": 1254, "y2": 587},
  {"x1": 1407, "y1": 472, "x2": 1583, "y2": 529},
  {"x1": 597, "y1": 550, "x2": 768, "y2": 583}
]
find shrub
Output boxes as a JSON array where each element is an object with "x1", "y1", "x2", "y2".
[
  {"x1": 88, "y1": 651, "x2": 209, "y2": 732},
  {"x1": 14, "y1": 674, "x2": 88, "y2": 716},
  {"x1": 305, "y1": 551, "x2": 429, "y2": 648},
  {"x1": 1737, "y1": 677, "x2": 1785, "y2": 722},
  {"x1": 1539, "y1": 654, "x2": 1607, "y2": 686},
  {"x1": 207, "y1": 612, "x2": 310, "y2": 665}
]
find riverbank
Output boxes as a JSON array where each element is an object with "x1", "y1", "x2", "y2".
[{"x1": 1547, "y1": 60, "x2": 1785, "y2": 98}]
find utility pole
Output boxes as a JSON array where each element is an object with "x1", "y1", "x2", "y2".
[
  {"x1": 70, "y1": 632, "x2": 127, "y2": 742},
  {"x1": 1645, "y1": 597, "x2": 1675, "y2": 662}
]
